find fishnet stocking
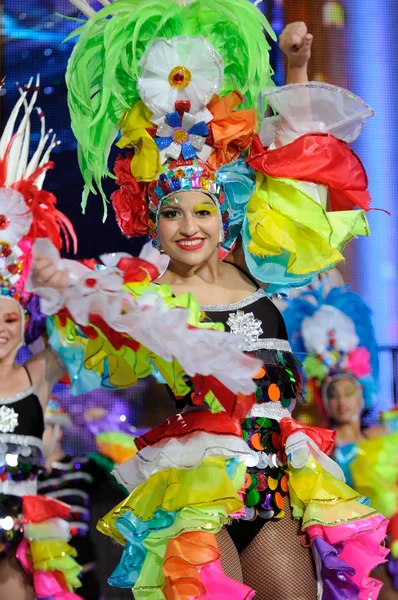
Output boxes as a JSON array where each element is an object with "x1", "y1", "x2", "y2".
[
  {"x1": 216, "y1": 527, "x2": 244, "y2": 583},
  {"x1": 240, "y1": 498, "x2": 316, "y2": 600}
]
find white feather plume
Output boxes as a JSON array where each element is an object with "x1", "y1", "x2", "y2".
[{"x1": 301, "y1": 305, "x2": 359, "y2": 356}]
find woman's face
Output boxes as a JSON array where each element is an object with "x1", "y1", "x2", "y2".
[
  {"x1": 0, "y1": 299, "x2": 22, "y2": 361},
  {"x1": 326, "y1": 377, "x2": 362, "y2": 424},
  {"x1": 157, "y1": 191, "x2": 221, "y2": 266}
]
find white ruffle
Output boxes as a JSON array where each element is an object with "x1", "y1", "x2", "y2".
[
  {"x1": 112, "y1": 432, "x2": 259, "y2": 492},
  {"x1": 29, "y1": 239, "x2": 261, "y2": 395},
  {"x1": 24, "y1": 517, "x2": 72, "y2": 542},
  {"x1": 260, "y1": 81, "x2": 374, "y2": 148},
  {"x1": 286, "y1": 431, "x2": 345, "y2": 482}
]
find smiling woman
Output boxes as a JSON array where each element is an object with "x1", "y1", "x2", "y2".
[
  {"x1": 28, "y1": 0, "x2": 386, "y2": 598},
  {"x1": 157, "y1": 192, "x2": 221, "y2": 262}
]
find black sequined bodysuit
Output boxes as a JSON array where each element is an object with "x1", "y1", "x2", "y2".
[
  {"x1": 0, "y1": 366, "x2": 45, "y2": 555},
  {"x1": 201, "y1": 288, "x2": 302, "y2": 550}
]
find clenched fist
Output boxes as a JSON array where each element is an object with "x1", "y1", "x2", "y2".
[
  {"x1": 279, "y1": 21, "x2": 313, "y2": 69},
  {"x1": 31, "y1": 253, "x2": 68, "y2": 292}
]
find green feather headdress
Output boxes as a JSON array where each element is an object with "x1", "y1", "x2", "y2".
[{"x1": 66, "y1": 0, "x2": 276, "y2": 216}]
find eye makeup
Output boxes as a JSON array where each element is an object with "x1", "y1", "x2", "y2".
[
  {"x1": 5, "y1": 312, "x2": 20, "y2": 323},
  {"x1": 193, "y1": 202, "x2": 218, "y2": 215}
]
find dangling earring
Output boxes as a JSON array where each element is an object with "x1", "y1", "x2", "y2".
[{"x1": 159, "y1": 247, "x2": 166, "y2": 254}]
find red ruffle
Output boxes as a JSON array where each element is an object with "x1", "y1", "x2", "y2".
[
  {"x1": 22, "y1": 495, "x2": 71, "y2": 524},
  {"x1": 192, "y1": 374, "x2": 255, "y2": 423},
  {"x1": 117, "y1": 256, "x2": 159, "y2": 284},
  {"x1": 111, "y1": 154, "x2": 149, "y2": 237},
  {"x1": 388, "y1": 512, "x2": 398, "y2": 544},
  {"x1": 248, "y1": 133, "x2": 371, "y2": 212},
  {"x1": 135, "y1": 410, "x2": 242, "y2": 451},
  {"x1": 279, "y1": 417, "x2": 336, "y2": 455}
]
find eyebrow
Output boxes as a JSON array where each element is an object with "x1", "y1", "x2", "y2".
[{"x1": 159, "y1": 201, "x2": 181, "y2": 209}]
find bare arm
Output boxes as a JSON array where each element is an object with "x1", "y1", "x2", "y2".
[
  {"x1": 280, "y1": 22, "x2": 313, "y2": 84},
  {"x1": 26, "y1": 347, "x2": 67, "y2": 411}
]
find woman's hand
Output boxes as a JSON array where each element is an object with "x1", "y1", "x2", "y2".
[
  {"x1": 84, "y1": 407, "x2": 107, "y2": 422},
  {"x1": 280, "y1": 22, "x2": 313, "y2": 83},
  {"x1": 31, "y1": 253, "x2": 69, "y2": 293}
]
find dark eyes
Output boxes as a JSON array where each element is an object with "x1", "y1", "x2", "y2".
[
  {"x1": 159, "y1": 209, "x2": 213, "y2": 219},
  {"x1": 160, "y1": 210, "x2": 180, "y2": 219},
  {"x1": 5, "y1": 317, "x2": 19, "y2": 323}
]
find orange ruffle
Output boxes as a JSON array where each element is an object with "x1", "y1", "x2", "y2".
[
  {"x1": 207, "y1": 91, "x2": 257, "y2": 170},
  {"x1": 163, "y1": 531, "x2": 219, "y2": 599}
]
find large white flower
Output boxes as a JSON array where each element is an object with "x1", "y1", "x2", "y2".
[
  {"x1": 0, "y1": 188, "x2": 32, "y2": 247},
  {"x1": 138, "y1": 35, "x2": 223, "y2": 116}
]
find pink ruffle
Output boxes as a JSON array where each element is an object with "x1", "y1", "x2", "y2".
[
  {"x1": 199, "y1": 560, "x2": 255, "y2": 599},
  {"x1": 308, "y1": 514, "x2": 389, "y2": 599},
  {"x1": 16, "y1": 537, "x2": 83, "y2": 600},
  {"x1": 33, "y1": 571, "x2": 83, "y2": 600}
]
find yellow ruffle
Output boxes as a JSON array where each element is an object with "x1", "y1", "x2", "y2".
[
  {"x1": 288, "y1": 455, "x2": 380, "y2": 528},
  {"x1": 51, "y1": 282, "x2": 225, "y2": 397},
  {"x1": 117, "y1": 101, "x2": 161, "y2": 181},
  {"x1": 247, "y1": 173, "x2": 369, "y2": 275},
  {"x1": 29, "y1": 540, "x2": 81, "y2": 590},
  {"x1": 350, "y1": 432, "x2": 398, "y2": 518},
  {"x1": 98, "y1": 457, "x2": 244, "y2": 544}
]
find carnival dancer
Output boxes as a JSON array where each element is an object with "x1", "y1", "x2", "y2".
[
  {"x1": 29, "y1": 0, "x2": 387, "y2": 598},
  {"x1": 285, "y1": 284, "x2": 398, "y2": 598},
  {"x1": 39, "y1": 398, "x2": 109, "y2": 600},
  {"x1": 0, "y1": 79, "x2": 82, "y2": 599}
]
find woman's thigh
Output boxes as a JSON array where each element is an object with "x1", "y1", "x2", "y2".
[
  {"x1": 0, "y1": 554, "x2": 35, "y2": 600},
  {"x1": 216, "y1": 526, "x2": 244, "y2": 583},
  {"x1": 240, "y1": 499, "x2": 317, "y2": 600}
]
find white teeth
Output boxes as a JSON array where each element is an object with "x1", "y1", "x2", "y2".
[{"x1": 178, "y1": 239, "x2": 204, "y2": 247}]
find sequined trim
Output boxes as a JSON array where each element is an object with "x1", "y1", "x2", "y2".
[
  {"x1": 46, "y1": 488, "x2": 89, "y2": 501},
  {"x1": 264, "y1": 82, "x2": 374, "y2": 112},
  {"x1": 50, "y1": 457, "x2": 90, "y2": 470},
  {"x1": 181, "y1": 404, "x2": 213, "y2": 413},
  {"x1": 249, "y1": 402, "x2": 291, "y2": 421},
  {"x1": 70, "y1": 521, "x2": 89, "y2": 531},
  {"x1": 69, "y1": 506, "x2": 90, "y2": 516},
  {"x1": 0, "y1": 433, "x2": 42, "y2": 450},
  {"x1": 200, "y1": 288, "x2": 267, "y2": 311},
  {"x1": 239, "y1": 339, "x2": 292, "y2": 352},
  {"x1": 39, "y1": 472, "x2": 93, "y2": 487},
  {"x1": 0, "y1": 478, "x2": 38, "y2": 496},
  {"x1": 0, "y1": 387, "x2": 34, "y2": 405}
]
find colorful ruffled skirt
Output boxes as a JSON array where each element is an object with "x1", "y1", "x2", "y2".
[
  {"x1": 98, "y1": 350, "x2": 389, "y2": 600},
  {"x1": 336, "y1": 432, "x2": 398, "y2": 592},
  {"x1": 0, "y1": 437, "x2": 82, "y2": 599}
]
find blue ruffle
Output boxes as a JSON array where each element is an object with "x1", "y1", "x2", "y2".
[
  {"x1": 107, "y1": 508, "x2": 176, "y2": 588},
  {"x1": 217, "y1": 159, "x2": 256, "y2": 252},
  {"x1": 47, "y1": 318, "x2": 103, "y2": 395}
]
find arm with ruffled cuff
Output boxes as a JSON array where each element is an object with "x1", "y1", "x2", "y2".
[{"x1": 28, "y1": 239, "x2": 262, "y2": 419}]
